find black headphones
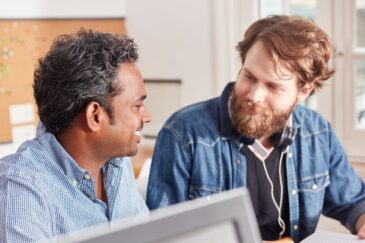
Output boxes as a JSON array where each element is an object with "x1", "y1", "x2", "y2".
[
  {"x1": 269, "y1": 126, "x2": 297, "y2": 152},
  {"x1": 240, "y1": 126, "x2": 297, "y2": 152}
]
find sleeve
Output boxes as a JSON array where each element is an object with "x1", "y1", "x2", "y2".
[
  {"x1": 0, "y1": 176, "x2": 53, "y2": 243},
  {"x1": 146, "y1": 126, "x2": 191, "y2": 210},
  {"x1": 322, "y1": 124, "x2": 365, "y2": 233}
]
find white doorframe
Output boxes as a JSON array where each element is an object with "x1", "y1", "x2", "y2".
[
  {"x1": 211, "y1": 0, "x2": 259, "y2": 95},
  {"x1": 340, "y1": 0, "x2": 365, "y2": 161}
]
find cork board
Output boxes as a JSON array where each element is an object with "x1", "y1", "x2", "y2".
[{"x1": 0, "y1": 19, "x2": 126, "y2": 143}]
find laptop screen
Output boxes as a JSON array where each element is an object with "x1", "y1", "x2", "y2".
[{"x1": 58, "y1": 188, "x2": 261, "y2": 243}]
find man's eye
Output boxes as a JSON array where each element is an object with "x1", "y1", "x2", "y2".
[
  {"x1": 268, "y1": 84, "x2": 283, "y2": 93},
  {"x1": 244, "y1": 73, "x2": 257, "y2": 83}
]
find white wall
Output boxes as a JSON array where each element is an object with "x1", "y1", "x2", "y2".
[
  {"x1": 0, "y1": 0, "x2": 126, "y2": 18},
  {"x1": 211, "y1": 0, "x2": 258, "y2": 94},
  {"x1": 125, "y1": 0, "x2": 257, "y2": 106},
  {"x1": 125, "y1": 0, "x2": 215, "y2": 106}
]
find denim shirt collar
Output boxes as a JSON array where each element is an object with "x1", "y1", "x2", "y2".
[{"x1": 219, "y1": 82, "x2": 239, "y2": 140}]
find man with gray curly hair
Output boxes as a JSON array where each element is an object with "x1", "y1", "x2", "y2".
[{"x1": 0, "y1": 29, "x2": 151, "y2": 242}]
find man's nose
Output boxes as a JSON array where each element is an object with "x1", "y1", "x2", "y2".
[
  {"x1": 142, "y1": 106, "x2": 152, "y2": 123},
  {"x1": 247, "y1": 83, "x2": 266, "y2": 103}
]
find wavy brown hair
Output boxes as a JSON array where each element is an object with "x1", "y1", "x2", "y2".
[{"x1": 237, "y1": 15, "x2": 334, "y2": 94}]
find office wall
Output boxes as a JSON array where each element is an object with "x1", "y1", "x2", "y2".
[
  {"x1": 0, "y1": 0, "x2": 126, "y2": 18},
  {"x1": 125, "y1": 0, "x2": 257, "y2": 107},
  {"x1": 125, "y1": 0, "x2": 216, "y2": 106}
]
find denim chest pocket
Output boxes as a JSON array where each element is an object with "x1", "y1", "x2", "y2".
[
  {"x1": 297, "y1": 171, "x2": 330, "y2": 193},
  {"x1": 297, "y1": 172, "x2": 330, "y2": 227},
  {"x1": 188, "y1": 185, "x2": 224, "y2": 200}
]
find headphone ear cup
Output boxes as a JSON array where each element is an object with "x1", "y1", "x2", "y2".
[{"x1": 270, "y1": 127, "x2": 297, "y2": 152}]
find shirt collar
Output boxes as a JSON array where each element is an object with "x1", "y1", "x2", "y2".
[
  {"x1": 39, "y1": 132, "x2": 86, "y2": 183},
  {"x1": 219, "y1": 82, "x2": 239, "y2": 140},
  {"x1": 107, "y1": 157, "x2": 126, "y2": 168},
  {"x1": 38, "y1": 133, "x2": 125, "y2": 184}
]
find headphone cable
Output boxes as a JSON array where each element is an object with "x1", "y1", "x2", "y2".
[{"x1": 260, "y1": 152, "x2": 286, "y2": 238}]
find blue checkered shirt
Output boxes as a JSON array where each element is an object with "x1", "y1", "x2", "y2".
[{"x1": 0, "y1": 132, "x2": 148, "y2": 243}]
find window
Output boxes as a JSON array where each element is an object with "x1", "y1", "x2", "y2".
[
  {"x1": 354, "y1": 1, "x2": 365, "y2": 129},
  {"x1": 341, "y1": 0, "x2": 365, "y2": 160},
  {"x1": 260, "y1": 0, "x2": 317, "y2": 19}
]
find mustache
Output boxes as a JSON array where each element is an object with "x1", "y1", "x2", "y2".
[
  {"x1": 237, "y1": 98, "x2": 265, "y2": 112},
  {"x1": 137, "y1": 124, "x2": 144, "y2": 131}
]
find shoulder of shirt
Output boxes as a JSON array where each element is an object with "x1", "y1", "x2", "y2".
[
  {"x1": 163, "y1": 97, "x2": 219, "y2": 128},
  {"x1": 0, "y1": 139, "x2": 47, "y2": 183},
  {"x1": 293, "y1": 104, "x2": 331, "y2": 135}
]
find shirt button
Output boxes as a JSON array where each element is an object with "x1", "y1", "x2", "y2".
[
  {"x1": 84, "y1": 174, "x2": 91, "y2": 180},
  {"x1": 72, "y1": 179, "x2": 78, "y2": 186},
  {"x1": 235, "y1": 159, "x2": 240, "y2": 164},
  {"x1": 291, "y1": 190, "x2": 297, "y2": 195},
  {"x1": 288, "y1": 153, "x2": 293, "y2": 158},
  {"x1": 294, "y1": 224, "x2": 298, "y2": 230},
  {"x1": 312, "y1": 184, "x2": 318, "y2": 190}
]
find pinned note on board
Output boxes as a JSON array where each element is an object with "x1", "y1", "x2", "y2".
[
  {"x1": 11, "y1": 124, "x2": 36, "y2": 143},
  {"x1": 8, "y1": 103, "x2": 34, "y2": 125}
]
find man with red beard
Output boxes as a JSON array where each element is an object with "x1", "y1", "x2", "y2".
[{"x1": 146, "y1": 15, "x2": 365, "y2": 242}]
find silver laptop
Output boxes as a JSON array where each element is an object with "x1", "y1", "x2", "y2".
[{"x1": 58, "y1": 188, "x2": 261, "y2": 243}]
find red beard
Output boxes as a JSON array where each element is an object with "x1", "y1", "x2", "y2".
[{"x1": 229, "y1": 90, "x2": 295, "y2": 139}]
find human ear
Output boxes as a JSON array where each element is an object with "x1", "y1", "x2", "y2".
[
  {"x1": 297, "y1": 83, "x2": 314, "y2": 103},
  {"x1": 84, "y1": 101, "x2": 105, "y2": 132}
]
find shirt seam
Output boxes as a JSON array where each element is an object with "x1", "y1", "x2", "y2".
[
  {"x1": 183, "y1": 136, "x2": 221, "y2": 148},
  {"x1": 163, "y1": 126, "x2": 192, "y2": 161},
  {"x1": 299, "y1": 128, "x2": 328, "y2": 137},
  {"x1": 297, "y1": 171, "x2": 329, "y2": 182}
]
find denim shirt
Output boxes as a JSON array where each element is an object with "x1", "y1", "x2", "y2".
[
  {"x1": 0, "y1": 132, "x2": 148, "y2": 243},
  {"x1": 147, "y1": 82, "x2": 365, "y2": 242}
]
